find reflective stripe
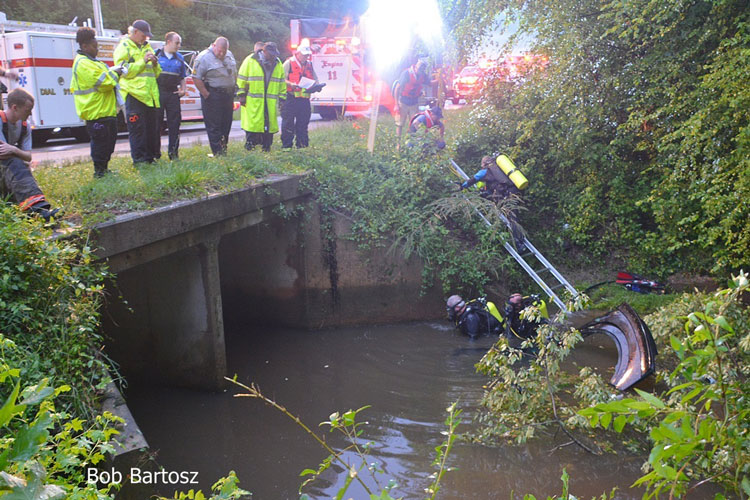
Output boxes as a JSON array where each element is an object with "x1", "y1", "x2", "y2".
[
  {"x1": 138, "y1": 72, "x2": 156, "y2": 78},
  {"x1": 19, "y1": 194, "x2": 46, "y2": 211},
  {"x1": 160, "y1": 70, "x2": 181, "y2": 76},
  {"x1": 73, "y1": 88, "x2": 97, "y2": 96},
  {"x1": 270, "y1": 77, "x2": 284, "y2": 83},
  {"x1": 238, "y1": 74, "x2": 263, "y2": 81},
  {"x1": 246, "y1": 92, "x2": 264, "y2": 98},
  {"x1": 266, "y1": 94, "x2": 279, "y2": 100}
]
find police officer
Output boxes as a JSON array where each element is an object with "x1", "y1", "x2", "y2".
[
  {"x1": 157, "y1": 32, "x2": 188, "y2": 160},
  {"x1": 446, "y1": 295, "x2": 504, "y2": 339},
  {"x1": 236, "y1": 42, "x2": 285, "y2": 151},
  {"x1": 72, "y1": 27, "x2": 124, "y2": 177},
  {"x1": 193, "y1": 37, "x2": 237, "y2": 156},
  {"x1": 281, "y1": 44, "x2": 320, "y2": 148},
  {"x1": 0, "y1": 89, "x2": 58, "y2": 220},
  {"x1": 114, "y1": 19, "x2": 162, "y2": 166}
]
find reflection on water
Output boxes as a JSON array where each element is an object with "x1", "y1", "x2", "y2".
[{"x1": 126, "y1": 321, "x2": 648, "y2": 499}]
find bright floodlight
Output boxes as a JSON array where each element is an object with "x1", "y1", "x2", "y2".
[{"x1": 363, "y1": 0, "x2": 444, "y2": 71}]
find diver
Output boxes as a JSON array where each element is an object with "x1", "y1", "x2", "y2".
[
  {"x1": 503, "y1": 293, "x2": 548, "y2": 346},
  {"x1": 446, "y1": 295, "x2": 504, "y2": 339},
  {"x1": 460, "y1": 155, "x2": 527, "y2": 253}
]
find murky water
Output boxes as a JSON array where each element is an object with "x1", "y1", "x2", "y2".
[{"x1": 126, "y1": 320, "x2": 649, "y2": 499}]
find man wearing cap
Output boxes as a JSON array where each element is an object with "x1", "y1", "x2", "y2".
[
  {"x1": 193, "y1": 37, "x2": 237, "y2": 156},
  {"x1": 281, "y1": 44, "x2": 320, "y2": 148},
  {"x1": 114, "y1": 20, "x2": 162, "y2": 165},
  {"x1": 156, "y1": 32, "x2": 188, "y2": 160},
  {"x1": 236, "y1": 42, "x2": 285, "y2": 152}
]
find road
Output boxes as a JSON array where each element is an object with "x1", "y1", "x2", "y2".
[{"x1": 31, "y1": 114, "x2": 339, "y2": 166}]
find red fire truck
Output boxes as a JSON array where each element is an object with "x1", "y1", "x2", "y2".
[{"x1": 289, "y1": 18, "x2": 396, "y2": 120}]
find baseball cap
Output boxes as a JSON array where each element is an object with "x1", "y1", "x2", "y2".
[
  {"x1": 132, "y1": 20, "x2": 153, "y2": 38},
  {"x1": 298, "y1": 45, "x2": 312, "y2": 56},
  {"x1": 263, "y1": 42, "x2": 280, "y2": 58}
]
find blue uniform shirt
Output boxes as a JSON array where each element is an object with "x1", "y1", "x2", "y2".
[{"x1": 157, "y1": 50, "x2": 187, "y2": 90}]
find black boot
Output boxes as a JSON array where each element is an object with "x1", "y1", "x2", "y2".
[{"x1": 28, "y1": 203, "x2": 61, "y2": 222}]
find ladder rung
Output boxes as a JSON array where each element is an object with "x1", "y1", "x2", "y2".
[
  {"x1": 534, "y1": 268, "x2": 551, "y2": 274},
  {"x1": 550, "y1": 283, "x2": 565, "y2": 290}
]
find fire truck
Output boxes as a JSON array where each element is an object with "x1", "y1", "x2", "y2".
[
  {"x1": 289, "y1": 18, "x2": 396, "y2": 120},
  {"x1": 0, "y1": 11, "x2": 204, "y2": 145}
]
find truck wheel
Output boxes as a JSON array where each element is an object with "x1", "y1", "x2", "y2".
[
  {"x1": 318, "y1": 107, "x2": 342, "y2": 121},
  {"x1": 32, "y1": 129, "x2": 51, "y2": 147},
  {"x1": 72, "y1": 127, "x2": 90, "y2": 142}
]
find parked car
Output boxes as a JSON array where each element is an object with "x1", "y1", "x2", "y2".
[{"x1": 452, "y1": 65, "x2": 483, "y2": 103}]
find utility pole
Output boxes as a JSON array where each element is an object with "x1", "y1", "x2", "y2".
[{"x1": 92, "y1": 0, "x2": 104, "y2": 36}]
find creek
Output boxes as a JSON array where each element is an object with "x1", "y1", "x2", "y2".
[{"x1": 126, "y1": 320, "x2": 647, "y2": 499}]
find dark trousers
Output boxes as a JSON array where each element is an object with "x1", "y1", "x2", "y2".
[
  {"x1": 245, "y1": 131, "x2": 273, "y2": 152},
  {"x1": 280, "y1": 96, "x2": 311, "y2": 148},
  {"x1": 126, "y1": 94, "x2": 161, "y2": 164},
  {"x1": 159, "y1": 88, "x2": 182, "y2": 159},
  {"x1": 201, "y1": 89, "x2": 234, "y2": 155},
  {"x1": 86, "y1": 116, "x2": 118, "y2": 176},
  {"x1": 1, "y1": 157, "x2": 45, "y2": 208}
]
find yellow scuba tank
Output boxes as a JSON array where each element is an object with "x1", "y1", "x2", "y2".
[
  {"x1": 487, "y1": 301, "x2": 506, "y2": 326},
  {"x1": 496, "y1": 154, "x2": 529, "y2": 190}
]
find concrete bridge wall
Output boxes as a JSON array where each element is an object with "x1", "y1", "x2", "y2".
[{"x1": 97, "y1": 175, "x2": 443, "y2": 390}]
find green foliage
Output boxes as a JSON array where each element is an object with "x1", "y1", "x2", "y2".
[
  {"x1": 156, "y1": 471, "x2": 250, "y2": 500},
  {"x1": 448, "y1": 0, "x2": 750, "y2": 277},
  {"x1": 0, "y1": 336, "x2": 122, "y2": 500},
  {"x1": 0, "y1": 206, "x2": 111, "y2": 419},
  {"x1": 579, "y1": 272, "x2": 750, "y2": 498},
  {"x1": 586, "y1": 283, "x2": 679, "y2": 316},
  {"x1": 474, "y1": 298, "x2": 604, "y2": 446}
]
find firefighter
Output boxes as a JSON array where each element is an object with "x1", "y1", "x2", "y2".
[
  {"x1": 281, "y1": 44, "x2": 320, "y2": 148},
  {"x1": 407, "y1": 102, "x2": 445, "y2": 151},
  {"x1": 0, "y1": 89, "x2": 59, "y2": 221},
  {"x1": 461, "y1": 155, "x2": 526, "y2": 252},
  {"x1": 236, "y1": 42, "x2": 285, "y2": 152},
  {"x1": 156, "y1": 32, "x2": 188, "y2": 160},
  {"x1": 446, "y1": 295, "x2": 504, "y2": 339},
  {"x1": 393, "y1": 58, "x2": 432, "y2": 149},
  {"x1": 193, "y1": 37, "x2": 237, "y2": 157},
  {"x1": 72, "y1": 27, "x2": 124, "y2": 178},
  {"x1": 114, "y1": 19, "x2": 162, "y2": 165}
]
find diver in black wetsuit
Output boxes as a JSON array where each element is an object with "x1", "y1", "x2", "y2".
[
  {"x1": 503, "y1": 293, "x2": 547, "y2": 345},
  {"x1": 446, "y1": 295, "x2": 504, "y2": 339}
]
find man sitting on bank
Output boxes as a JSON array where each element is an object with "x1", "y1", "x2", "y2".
[{"x1": 0, "y1": 89, "x2": 59, "y2": 221}]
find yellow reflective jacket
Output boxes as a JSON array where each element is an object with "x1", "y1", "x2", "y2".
[
  {"x1": 71, "y1": 52, "x2": 123, "y2": 120},
  {"x1": 237, "y1": 54, "x2": 285, "y2": 133},
  {"x1": 114, "y1": 37, "x2": 161, "y2": 107}
]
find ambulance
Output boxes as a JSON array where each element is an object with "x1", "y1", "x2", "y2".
[
  {"x1": 289, "y1": 18, "x2": 396, "y2": 120},
  {"x1": 0, "y1": 11, "x2": 204, "y2": 145}
]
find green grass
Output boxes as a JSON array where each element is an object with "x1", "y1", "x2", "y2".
[
  {"x1": 585, "y1": 282, "x2": 680, "y2": 316},
  {"x1": 35, "y1": 116, "x2": 399, "y2": 227}
]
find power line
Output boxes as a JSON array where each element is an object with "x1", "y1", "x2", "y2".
[{"x1": 187, "y1": 0, "x2": 316, "y2": 18}]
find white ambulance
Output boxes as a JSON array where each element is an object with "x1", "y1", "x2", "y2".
[{"x1": 0, "y1": 12, "x2": 204, "y2": 145}]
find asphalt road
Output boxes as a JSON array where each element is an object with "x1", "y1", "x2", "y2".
[{"x1": 31, "y1": 114, "x2": 334, "y2": 166}]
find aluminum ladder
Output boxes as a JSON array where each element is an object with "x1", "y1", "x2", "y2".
[{"x1": 449, "y1": 159, "x2": 579, "y2": 313}]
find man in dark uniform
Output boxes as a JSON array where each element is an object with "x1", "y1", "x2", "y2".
[
  {"x1": 0, "y1": 89, "x2": 58, "y2": 220},
  {"x1": 193, "y1": 37, "x2": 237, "y2": 156},
  {"x1": 157, "y1": 31, "x2": 188, "y2": 160},
  {"x1": 446, "y1": 295, "x2": 504, "y2": 339}
]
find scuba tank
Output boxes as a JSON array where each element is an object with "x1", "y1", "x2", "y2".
[{"x1": 496, "y1": 155, "x2": 529, "y2": 190}]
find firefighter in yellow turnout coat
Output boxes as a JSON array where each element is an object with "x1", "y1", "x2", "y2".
[
  {"x1": 113, "y1": 20, "x2": 162, "y2": 165},
  {"x1": 72, "y1": 27, "x2": 124, "y2": 177},
  {"x1": 237, "y1": 42, "x2": 286, "y2": 151}
]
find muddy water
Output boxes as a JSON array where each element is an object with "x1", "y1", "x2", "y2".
[{"x1": 126, "y1": 319, "x2": 647, "y2": 499}]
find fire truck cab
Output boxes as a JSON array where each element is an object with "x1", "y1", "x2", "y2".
[
  {"x1": 289, "y1": 18, "x2": 396, "y2": 120},
  {"x1": 0, "y1": 11, "x2": 203, "y2": 145}
]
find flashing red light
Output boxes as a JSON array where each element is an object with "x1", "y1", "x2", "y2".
[
  {"x1": 14, "y1": 43, "x2": 24, "y2": 49},
  {"x1": 233, "y1": 101, "x2": 240, "y2": 111}
]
